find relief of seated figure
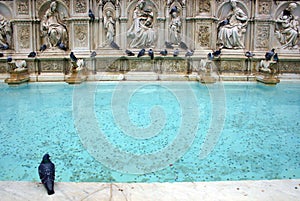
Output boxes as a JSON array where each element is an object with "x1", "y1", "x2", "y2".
[
  {"x1": 0, "y1": 14, "x2": 12, "y2": 50},
  {"x1": 217, "y1": 0, "x2": 248, "y2": 49},
  {"x1": 41, "y1": 1, "x2": 68, "y2": 50},
  {"x1": 275, "y1": 3, "x2": 299, "y2": 49},
  {"x1": 127, "y1": 0, "x2": 156, "y2": 48}
]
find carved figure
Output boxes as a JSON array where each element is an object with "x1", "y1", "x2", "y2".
[
  {"x1": 0, "y1": 14, "x2": 12, "y2": 50},
  {"x1": 169, "y1": 7, "x2": 181, "y2": 45},
  {"x1": 127, "y1": 0, "x2": 156, "y2": 48},
  {"x1": 41, "y1": 1, "x2": 68, "y2": 49},
  {"x1": 104, "y1": 10, "x2": 115, "y2": 45},
  {"x1": 276, "y1": 3, "x2": 299, "y2": 49},
  {"x1": 217, "y1": 0, "x2": 248, "y2": 49}
]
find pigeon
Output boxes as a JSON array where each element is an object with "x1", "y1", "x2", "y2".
[
  {"x1": 88, "y1": 9, "x2": 95, "y2": 22},
  {"x1": 207, "y1": 52, "x2": 214, "y2": 60},
  {"x1": 218, "y1": 19, "x2": 229, "y2": 30},
  {"x1": 170, "y1": 6, "x2": 178, "y2": 14},
  {"x1": 212, "y1": 48, "x2": 222, "y2": 57},
  {"x1": 58, "y1": 42, "x2": 67, "y2": 51},
  {"x1": 39, "y1": 44, "x2": 47, "y2": 52},
  {"x1": 28, "y1": 51, "x2": 36, "y2": 58},
  {"x1": 165, "y1": 41, "x2": 174, "y2": 49},
  {"x1": 110, "y1": 41, "x2": 120, "y2": 50},
  {"x1": 173, "y1": 49, "x2": 179, "y2": 57},
  {"x1": 148, "y1": 49, "x2": 154, "y2": 60},
  {"x1": 0, "y1": 53, "x2": 3, "y2": 57},
  {"x1": 7, "y1": 56, "x2": 12, "y2": 62},
  {"x1": 179, "y1": 41, "x2": 188, "y2": 50},
  {"x1": 160, "y1": 49, "x2": 168, "y2": 56},
  {"x1": 137, "y1": 48, "x2": 146, "y2": 57},
  {"x1": 70, "y1": 52, "x2": 78, "y2": 62},
  {"x1": 185, "y1": 49, "x2": 194, "y2": 57},
  {"x1": 0, "y1": 44, "x2": 9, "y2": 50},
  {"x1": 273, "y1": 53, "x2": 279, "y2": 62},
  {"x1": 245, "y1": 51, "x2": 255, "y2": 58},
  {"x1": 38, "y1": 154, "x2": 55, "y2": 195},
  {"x1": 125, "y1": 49, "x2": 135, "y2": 56},
  {"x1": 265, "y1": 48, "x2": 275, "y2": 61},
  {"x1": 90, "y1": 51, "x2": 97, "y2": 58}
]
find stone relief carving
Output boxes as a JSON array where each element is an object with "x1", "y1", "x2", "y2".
[
  {"x1": 17, "y1": 0, "x2": 29, "y2": 15},
  {"x1": 41, "y1": 1, "x2": 68, "y2": 49},
  {"x1": 197, "y1": 25, "x2": 210, "y2": 47},
  {"x1": 275, "y1": 3, "x2": 299, "y2": 49},
  {"x1": 74, "y1": 24, "x2": 88, "y2": 47},
  {"x1": 167, "y1": 0, "x2": 185, "y2": 6},
  {"x1": 199, "y1": 0, "x2": 211, "y2": 13},
  {"x1": 217, "y1": 0, "x2": 248, "y2": 49},
  {"x1": 0, "y1": 14, "x2": 12, "y2": 50},
  {"x1": 169, "y1": 6, "x2": 181, "y2": 45},
  {"x1": 18, "y1": 25, "x2": 30, "y2": 49},
  {"x1": 103, "y1": 10, "x2": 115, "y2": 46},
  {"x1": 258, "y1": 1, "x2": 271, "y2": 15},
  {"x1": 127, "y1": 0, "x2": 156, "y2": 48},
  {"x1": 37, "y1": 0, "x2": 70, "y2": 10},
  {"x1": 75, "y1": 0, "x2": 87, "y2": 13},
  {"x1": 255, "y1": 25, "x2": 269, "y2": 49}
]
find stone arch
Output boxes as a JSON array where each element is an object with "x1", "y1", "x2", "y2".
[
  {"x1": 0, "y1": 3, "x2": 13, "y2": 19},
  {"x1": 216, "y1": 0, "x2": 249, "y2": 20},
  {"x1": 274, "y1": 2, "x2": 300, "y2": 19},
  {"x1": 126, "y1": 0, "x2": 158, "y2": 19},
  {"x1": 0, "y1": 3, "x2": 13, "y2": 49}
]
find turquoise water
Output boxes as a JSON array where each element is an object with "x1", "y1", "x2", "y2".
[{"x1": 0, "y1": 82, "x2": 299, "y2": 182}]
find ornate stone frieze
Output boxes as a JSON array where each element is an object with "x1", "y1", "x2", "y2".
[
  {"x1": 37, "y1": 0, "x2": 70, "y2": 10},
  {"x1": 258, "y1": 1, "x2": 271, "y2": 15},
  {"x1": 280, "y1": 62, "x2": 300, "y2": 73},
  {"x1": 17, "y1": 25, "x2": 30, "y2": 49},
  {"x1": 74, "y1": 23, "x2": 88, "y2": 47},
  {"x1": 17, "y1": 0, "x2": 29, "y2": 15},
  {"x1": 199, "y1": 0, "x2": 211, "y2": 14},
  {"x1": 0, "y1": 63, "x2": 7, "y2": 73},
  {"x1": 41, "y1": 61, "x2": 63, "y2": 72},
  {"x1": 255, "y1": 24, "x2": 269, "y2": 49},
  {"x1": 75, "y1": 0, "x2": 87, "y2": 13},
  {"x1": 196, "y1": 24, "x2": 210, "y2": 47},
  {"x1": 220, "y1": 61, "x2": 245, "y2": 72}
]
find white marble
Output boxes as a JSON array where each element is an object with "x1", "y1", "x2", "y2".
[{"x1": 0, "y1": 179, "x2": 299, "y2": 201}]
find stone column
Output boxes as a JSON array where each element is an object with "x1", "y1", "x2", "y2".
[
  {"x1": 115, "y1": 5, "x2": 120, "y2": 46},
  {"x1": 98, "y1": 4, "x2": 104, "y2": 48},
  {"x1": 119, "y1": 17, "x2": 127, "y2": 49}
]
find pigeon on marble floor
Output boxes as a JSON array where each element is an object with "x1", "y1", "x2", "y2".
[
  {"x1": 185, "y1": 49, "x2": 194, "y2": 57},
  {"x1": 179, "y1": 41, "x2": 189, "y2": 50},
  {"x1": 173, "y1": 49, "x2": 179, "y2": 57},
  {"x1": 265, "y1": 48, "x2": 275, "y2": 61},
  {"x1": 90, "y1": 51, "x2": 97, "y2": 58},
  {"x1": 38, "y1": 154, "x2": 55, "y2": 195},
  {"x1": 58, "y1": 42, "x2": 67, "y2": 51},
  {"x1": 39, "y1": 44, "x2": 47, "y2": 52},
  {"x1": 70, "y1": 52, "x2": 78, "y2": 62},
  {"x1": 160, "y1": 49, "x2": 168, "y2": 56},
  {"x1": 28, "y1": 51, "x2": 36, "y2": 58},
  {"x1": 125, "y1": 49, "x2": 135, "y2": 56},
  {"x1": 245, "y1": 51, "x2": 255, "y2": 58},
  {"x1": 137, "y1": 48, "x2": 146, "y2": 57},
  {"x1": 148, "y1": 49, "x2": 154, "y2": 60},
  {"x1": 88, "y1": 9, "x2": 95, "y2": 22},
  {"x1": 110, "y1": 41, "x2": 120, "y2": 50}
]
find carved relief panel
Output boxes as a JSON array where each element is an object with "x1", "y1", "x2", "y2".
[
  {"x1": 255, "y1": 24, "x2": 270, "y2": 49},
  {"x1": 16, "y1": 24, "x2": 31, "y2": 50},
  {"x1": 73, "y1": 22, "x2": 89, "y2": 49},
  {"x1": 258, "y1": 0, "x2": 271, "y2": 15},
  {"x1": 198, "y1": 0, "x2": 211, "y2": 14},
  {"x1": 17, "y1": 0, "x2": 29, "y2": 15},
  {"x1": 196, "y1": 23, "x2": 211, "y2": 48},
  {"x1": 74, "y1": 0, "x2": 87, "y2": 14}
]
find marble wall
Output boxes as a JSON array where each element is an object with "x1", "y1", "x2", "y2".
[{"x1": 0, "y1": 0, "x2": 299, "y2": 76}]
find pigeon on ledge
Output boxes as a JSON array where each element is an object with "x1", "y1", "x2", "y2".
[{"x1": 38, "y1": 154, "x2": 55, "y2": 195}]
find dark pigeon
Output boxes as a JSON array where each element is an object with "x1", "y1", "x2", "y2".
[
  {"x1": 207, "y1": 52, "x2": 214, "y2": 60},
  {"x1": 90, "y1": 51, "x2": 97, "y2": 58},
  {"x1": 212, "y1": 49, "x2": 221, "y2": 57},
  {"x1": 148, "y1": 49, "x2": 154, "y2": 60},
  {"x1": 170, "y1": 6, "x2": 178, "y2": 14},
  {"x1": 7, "y1": 56, "x2": 12, "y2": 62},
  {"x1": 58, "y1": 42, "x2": 67, "y2": 51},
  {"x1": 125, "y1": 49, "x2": 135, "y2": 56},
  {"x1": 38, "y1": 154, "x2": 55, "y2": 195},
  {"x1": 265, "y1": 48, "x2": 275, "y2": 61},
  {"x1": 137, "y1": 48, "x2": 146, "y2": 57},
  {"x1": 179, "y1": 41, "x2": 188, "y2": 50},
  {"x1": 245, "y1": 51, "x2": 255, "y2": 58},
  {"x1": 173, "y1": 49, "x2": 179, "y2": 57},
  {"x1": 110, "y1": 41, "x2": 120, "y2": 50},
  {"x1": 273, "y1": 53, "x2": 279, "y2": 62},
  {"x1": 39, "y1": 44, "x2": 47, "y2": 52},
  {"x1": 185, "y1": 49, "x2": 194, "y2": 57},
  {"x1": 0, "y1": 44, "x2": 9, "y2": 50},
  {"x1": 165, "y1": 41, "x2": 174, "y2": 49},
  {"x1": 28, "y1": 51, "x2": 36, "y2": 58},
  {"x1": 218, "y1": 19, "x2": 229, "y2": 30},
  {"x1": 0, "y1": 53, "x2": 3, "y2": 57},
  {"x1": 88, "y1": 9, "x2": 95, "y2": 22},
  {"x1": 160, "y1": 49, "x2": 168, "y2": 56},
  {"x1": 70, "y1": 52, "x2": 78, "y2": 62}
]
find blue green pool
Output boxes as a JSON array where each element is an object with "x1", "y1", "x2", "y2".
[{"x1": 0, "y1": 81, "x2": 299, "y2": 182}]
